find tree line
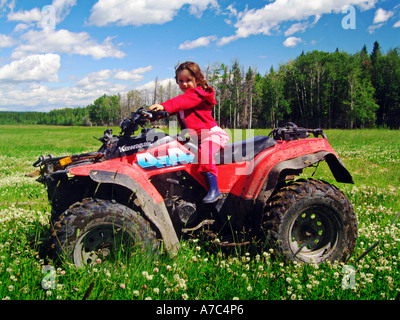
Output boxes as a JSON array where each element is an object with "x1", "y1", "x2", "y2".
[
  {"x1": 1, "y1": 41, "x2": 399, "y2": 129},
  {"x1": 207, "y1": 41, "x2": 399, "y2": 129}
]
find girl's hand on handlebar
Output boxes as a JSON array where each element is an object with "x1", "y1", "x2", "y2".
[{"x1": 149, "y1": 104, "x2": 165, "y2": 112}]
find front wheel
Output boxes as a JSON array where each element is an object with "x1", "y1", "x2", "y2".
[
  {"x1": 260, "y1": 179, "x2": 357, "y2": 264},
  {"x1": 49, "y1": 198, "x2": 159, "y2": 267}
]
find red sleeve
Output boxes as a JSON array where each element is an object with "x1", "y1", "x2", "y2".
[{"x1": 161, "y1": 89, "x2": 204, "y2": 114}]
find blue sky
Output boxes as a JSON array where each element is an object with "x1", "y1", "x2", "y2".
[{"x1": 0, "y1": 0, "x2": 399, "y2": 112}]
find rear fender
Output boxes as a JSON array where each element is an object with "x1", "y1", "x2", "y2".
[
  {"x1": 256, "y1": 151, "x2": 353, "y2": 204},
  {"x1": 69, "y1": 163, "x2": 179, "y2": 256},
  {"x1": 239, "y1": 138, "x2": 353, "y2": 202}
]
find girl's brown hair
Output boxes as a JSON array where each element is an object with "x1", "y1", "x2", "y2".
[{"x1": 175, "y1": 61, "x2": 211, "y2": 92}]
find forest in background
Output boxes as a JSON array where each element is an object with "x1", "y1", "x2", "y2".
[{"x1": 1, "y1": 41, "x2": 399, "y2": 129}]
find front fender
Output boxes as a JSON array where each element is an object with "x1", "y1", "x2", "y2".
[{"x1": 69, "y1": 162, "x2": 179, "y2": 257}]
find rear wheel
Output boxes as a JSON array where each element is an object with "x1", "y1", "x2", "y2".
[
  {"x1": 49, "y1": 198, "x2": 159, "y2": 267},
  {"x1": 260, "y1": 179, "x2": 357, "y2": 263}
]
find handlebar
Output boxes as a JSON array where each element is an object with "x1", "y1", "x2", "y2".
[
  {"x1": 120, "y1": 108, "x2": 170, "y2": 137},
  {"x1": 139, "y1": 109, "x2": 153, "y2": 118},
  {"x1": 139, "y1": 108, "x2": 169, "y2": 121}
]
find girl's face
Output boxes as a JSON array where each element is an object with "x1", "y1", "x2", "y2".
[{"x1": 177, "y1": 69, "x2": 198, "y2": 92}]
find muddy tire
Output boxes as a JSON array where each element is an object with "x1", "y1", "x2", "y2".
[
  {"x1": 260, "y1": 179, "x2": 357, "y2": 263},
  {"x1": 49, "y1": 198, "x2": 159, "y2": 267}
]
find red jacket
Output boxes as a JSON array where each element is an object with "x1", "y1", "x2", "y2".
[{"x1": 161, "y1": 86, "x2": 218, "y2": 135}]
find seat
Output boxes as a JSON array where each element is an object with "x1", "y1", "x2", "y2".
[{"x1": 215, "y1": 136, "x2": 277, "y2": 164}]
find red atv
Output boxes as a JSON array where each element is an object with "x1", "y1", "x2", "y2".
[{"x1": 34, "y1": 108, "x2": 357, "y2": 267}]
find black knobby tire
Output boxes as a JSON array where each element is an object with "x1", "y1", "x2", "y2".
[
  {"x1": 261, "y1": 179, "x2": 357, "y2": 263},
  {"x1": 49, "y1": 198, "x2": 159, "y2": 267}
]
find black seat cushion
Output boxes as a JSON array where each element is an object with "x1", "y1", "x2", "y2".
[{"x1": 215, "y1": 136, "x2": 277, "y2": 164}]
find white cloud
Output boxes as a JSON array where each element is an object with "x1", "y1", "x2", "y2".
[
  {"x1": 358, "y1": 0, "x2": 378, "y2": 11},
  {"x1": 13, "y1": 23, "x2": 30, "y2": 33},
  {"x1": 217, "y1": 34, "x2": 239, "y2": 46},
  {"x1": 284, "y1": 22, "x2": 309, "y2": 36},
  {"x1": 368, "y1": 22, "x2": 384, "y2": 33},
  {"x1": 114, "y1": 66, "x2": 153, "y2": 81},
  {"x1": 7, "y1": 0, "x2": 77, "y2": 25},
  {"x1": 0, "y1": 82, "x2": 126, "y2": 110},
  {"x1": 394, "y1": 20, "x2": 400, "y2": 28},
  {"x1": 7, "y1": 7, "x2": 42, "y2": 23},
  {"x1": 0, "y1": 54, "x2": 60, "y2": 82},
  {"x1": 179, "y1": 35, "x2": 217, "y2": 50},
  {"x1": 89, "y1": 0, "x2": 218, "y2": 26},
  {"x1": 373, "y1": 8, "x2": 394, "y2": 24},
  {"x1": 76, "y1": 66, "x2": 153, "y2": 91},
  {"x1": 52, "y1": 0, "x2": 77, "y2": 24},
  {"x1": 136, "y1": 78, "x2": 177, "y2": 92},
  {"x1": 12, "y1": 29, "x2": 125, "y2": 60},
  {"x1": 0, "y1": 68, "x2": 132, "y2": 110},
  {"x1": 283, "y1": 36, "x2": 302, "y2": 47},
  {"x1": 219, "y1": 0, "x2": 379, "y2": 46},
  {"x1": 368, "y1": 7, "x2": 394, "y2": 33},
  {"x1": 76, "y1": 69, "x2": 114, "y2": 90},
  {"x1": 0, "y1": 33, "x2": 14, "y2": 48}
]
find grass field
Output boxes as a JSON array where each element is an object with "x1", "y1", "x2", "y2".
[{"x1": 0, "y1": 125, "x2": 399, "y2": 301}]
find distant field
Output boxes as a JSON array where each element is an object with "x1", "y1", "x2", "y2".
[{"x1": 0, "y1": 125, "x2": 399, "y2": 300}]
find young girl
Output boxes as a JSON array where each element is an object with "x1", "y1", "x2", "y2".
[{"x1": 149, "y1": 61, "x2": 229, "y2": 203}]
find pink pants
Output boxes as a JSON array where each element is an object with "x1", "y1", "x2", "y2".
[{"x1": 195, "y1": 126, "x2": 229, "y2": 177}]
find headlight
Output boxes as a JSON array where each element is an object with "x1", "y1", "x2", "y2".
[{"x1": 59, "y1": 156, "x2": 72, "y2": 167}]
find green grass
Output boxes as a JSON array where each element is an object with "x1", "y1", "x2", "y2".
[{"x1": 0, "y1": 125, "x2": 399, "y2": 300}]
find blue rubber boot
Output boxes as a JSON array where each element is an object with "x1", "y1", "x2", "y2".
[{"x1": 202, "y1": 172, "x2": 222, "y2": 204}]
